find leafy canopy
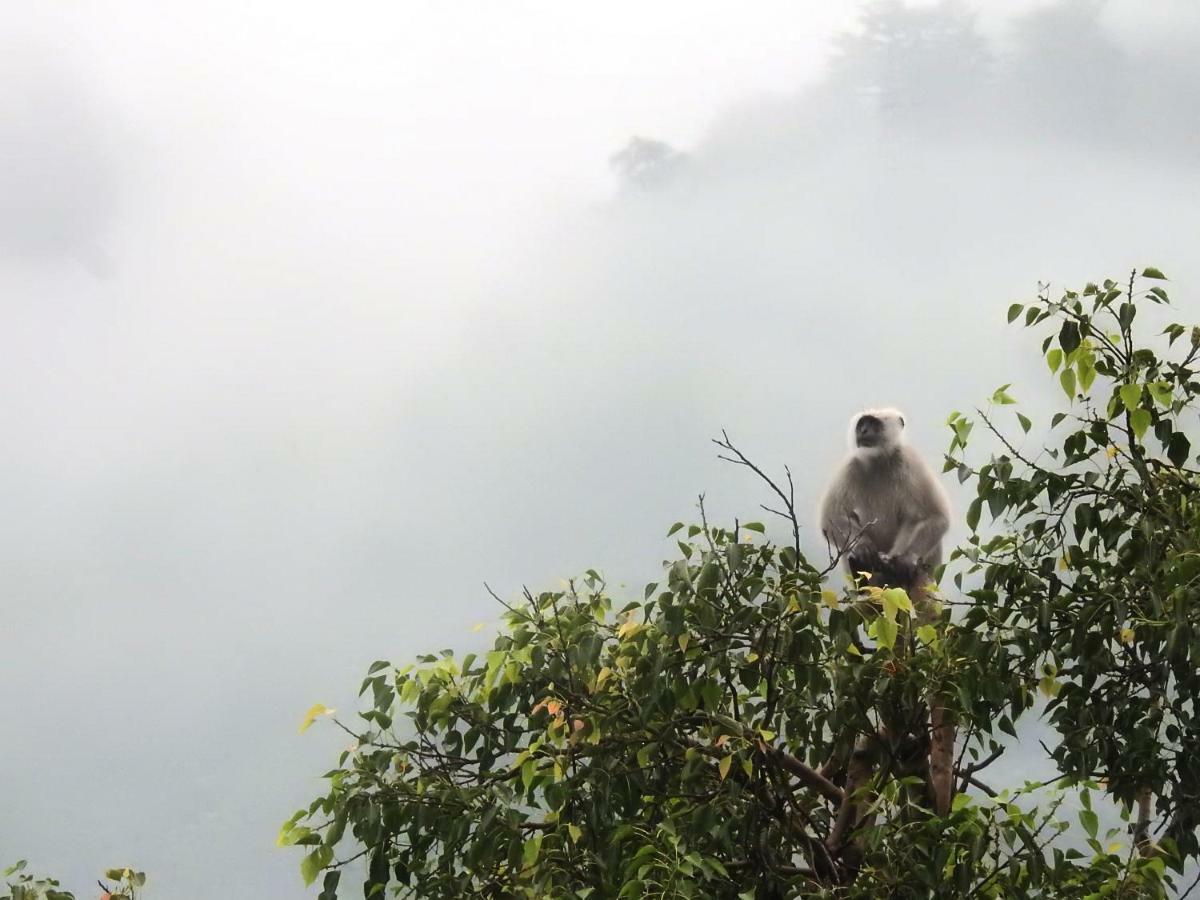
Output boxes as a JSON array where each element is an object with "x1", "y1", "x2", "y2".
[{"x1": 284, "y1": 268, "x2": 1198, "y2": 898}]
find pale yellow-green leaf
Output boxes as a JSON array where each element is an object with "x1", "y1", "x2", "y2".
[
  {"x1": 1130, "y1": 408, "x2": 1151, "y2": 440},
  {"x1": 1119, "y1": 383, "x2": 1142, "y2": 411},
  {"x1": 1060, "y1": 368, "x2": 1076, "y2": 400},
  {"x1": 718, "y1": 754, "x2": 733, "y2": 781},
  {"x1": 870, "y1": 616, "x2": 898, "y2": 650},
  {"x1": 882, "y1": 587, "x2": 913, "y2": 615},
  {"x1": 677, "y1": 634, "x2": 690, "y2": 652},
  {"x1": 821, "y1": 589, "x2": 839, "y2": 609},
  {"x1": 916, "y1": 624, "x2": 938, "y2": 646},
  {"x1": 881, "y1": 591, "x2": 898, "y2": 622},
  {"x1": 568, "y1": 824, "x2": 583, "y2": 843},
  {"x1": 522, "y1": 835, "x2": 542, "y2": 869},
  {"x1": 298, "y1": 703, "x2": 335, "y2": 734},
  {"x1": 1077, "y1": 361, "x2": 1096, "y2": 393}
]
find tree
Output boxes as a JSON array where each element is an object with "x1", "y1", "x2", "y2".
[
  {"x1": 284, "y1": 268, "x2": 1196, "y2": 897},
  {"x1": 1, "y1": 863, "x2": 145, "y2": 900}
]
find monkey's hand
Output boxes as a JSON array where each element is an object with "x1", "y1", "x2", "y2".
[
  {"x1": 847, "y1": 546, "x2": 882, "y2": 582},
  {"x1": 878, "y1": 552, "x2": 921, "y2": 588}
]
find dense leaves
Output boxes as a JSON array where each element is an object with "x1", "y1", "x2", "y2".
[
  {"x1": 286, "y1": 269, "x2": 1196, "y2": 897},
  {"x1": 1, "y1": 863, "x2": 144, "y2": 900},
  {"x1": 950, "y1": 270, "x2": 1200, "y2": 881}
]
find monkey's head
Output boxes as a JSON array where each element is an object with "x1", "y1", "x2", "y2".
[{"x1": 849, "y1": 407, "x2": 906, "y2": 455}]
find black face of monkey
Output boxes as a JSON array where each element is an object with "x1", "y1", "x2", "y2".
[{"x1": 855, "y1": 414, "x2": 883, "y2": 447}]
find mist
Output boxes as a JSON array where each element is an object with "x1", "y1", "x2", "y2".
[{"x1": 3, "y1": 1, "x2": 1200, "y2": 895}]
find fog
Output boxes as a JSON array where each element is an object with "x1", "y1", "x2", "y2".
[{"x1": 3, "y1": 1, "x2": 1200, "y2": 895}]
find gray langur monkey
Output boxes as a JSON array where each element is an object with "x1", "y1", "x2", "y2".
[
  {"x1": 818, "y1": 408, "x2": 951, "y2": 589},
  {"x1": 818, "y1": 408, "x2": 958, "y2": 820}
]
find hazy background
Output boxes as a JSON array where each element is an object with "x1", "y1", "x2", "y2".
[{"x1": 4, "y1": 1, "x2": 1200, "y2": 895}]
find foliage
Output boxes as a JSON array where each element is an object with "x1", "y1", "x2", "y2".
[
  {"x1": 1, "y1": 863, "x2": 144, "y2": 900},
  {"x1": 285, "y1": 269, "x2": 1197, "y2": 897}
]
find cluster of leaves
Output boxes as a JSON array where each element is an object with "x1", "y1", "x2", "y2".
[
  {"x1": 949, "y1": 268, "x2": 1200, "y2": 880},
  {"x1": 1, "y1": 864, "x2": 144, "y2": 900},
  {"x1": 283, "y1": 268, "x2": 1197, "y2": 898}
]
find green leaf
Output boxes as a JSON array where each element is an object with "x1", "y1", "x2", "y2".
[
  {"x1": 1141, "y1": 266, "x2": 1167, "y2": 280},
  {"x1": 916, "y1": 624, "x2": 938, "y2": 646},
  {"x1": 1058, "y1": 320, "x2": 1081, "y2": 355},
  {"x1": 1119, "y1": 383, "x2": 1142, "y2": 411},
  {"x1": 1147, "y1": 381, "x2": 1173, "y2": 408},
  {"x1": 1130, "y1": 408, "x2": 1151, "y2": 441},
  {"x1": 666, "y1": 522, "x2": 684, "y2": 537},
  {"x1": 522, "y1": 835, "x2": 543, "y2": 869},
  {"x1": 1046, "y1": 348, "x2": 1063, "y2": 373},
  {"x1": 1059, "y1": 368, "x2": 1076, "y2": 400},
  {"x1": 1017, "y1": 413, "x2": 1031, "y2": 433},
  {"x1": 742, "y1": 522, "x2": 765, "y2": 533},
  {"x1": 872, "y1": 615, "x2": 898, "y2": 650},
  {"x1": 1007, "y1": 303, "x2": 1023, "y2": 323},
  {"x1": 990, "y1": 384, "x2": 1017, "y2": 405},
  {"x1": 1080, "y1": 809, "x2": 1099, "y2": 839},
  {"x1": 882, "y1": 587, "x2": 912, "y2": 617},
  {"x1": 966, "y1": 497, "x2": 982, "y2": 532},
  {"x1": 637, "y1": 741, "x2": 659, "y2": 768},
  {"x1": 1168, "y1": 433, "x2": 1191, "y2": 467},
  {"x1": 718, "y1": 755, "x2": 733, "y2": 781},
  {"x1": 301, "y1": 846, "x2": 332, "y2": 887}
]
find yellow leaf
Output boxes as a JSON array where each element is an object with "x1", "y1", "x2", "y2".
[
  {"x1": 545, "y1": 699, "x2": 563, "y2": 718},
  {"x1": 1038, "y1": 676, "x2": 1061, "y2": 698},
  {"x1": 821, "y1": 590, "x2": 839, "y2": 609},
  {"x1": 759, "y1": 729, "x2": 776, "y2": 741},
  {"x1": 746, "y1": 651, "x2": 759, "y2": 663},
  {"x1": 1107, "y1": 841, "x2": 1123, "y2": 854},
  {"x1": 568, "y1": 824, "x2": 583, "y2": 843},
  {"x1": 595, "y1": 667, "x2": 613, "y2": 689},
  {"x1": 678, "y1": 634, "x2": 690, "y2": 652},
  {"x1": 1106, "y1": 445, "x2": 1118, "y2": 459},
  {"x1": 715, "y1": 734, "x2": 730, "y2": 747},
  {"x1": 617, "y1": 620, "x2": 640, "y2": 640},
  {"x1": 298, "y1": 703, "x2": 335, "y2": 734},
  {"x1": 1057, "y1": 556, "x2": 1069, "y2": 571},
  {"x1": 718, "y1": 754, "x2": 733, "y2": 781},
  {"x1": 472, "y1": 622, "x2": 486, "y2": 632},
  {"x1": 1120, "y1": 627, "x2": 1134, "y2": 644}
]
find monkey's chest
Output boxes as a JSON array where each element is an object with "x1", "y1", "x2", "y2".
[{"x1": 858, "y1": 501, "x2": 904, "y2": 545}]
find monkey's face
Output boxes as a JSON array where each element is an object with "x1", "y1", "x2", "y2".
[{"x1": 851, "y1": 408, "x2": 905, "y2": 453}]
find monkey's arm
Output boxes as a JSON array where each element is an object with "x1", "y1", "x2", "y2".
[
  {"x1": 886, "y1": 460, "x2": 950, "y2": 565},
  {"x1": 887, "y1": 514, "x2": 949, "y2": 563},
  {"x1": 819, "y1": 476, "x2": 873, "y2": 559}
]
